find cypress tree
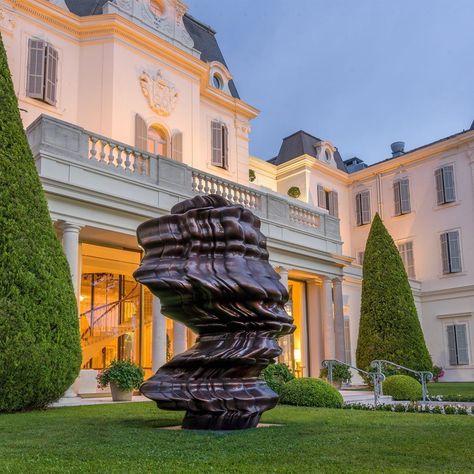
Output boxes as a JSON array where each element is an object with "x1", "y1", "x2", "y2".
[
  {"x1": 0, "y1": 34, "x2": 81, "y2": 411},
  {"x1": 356, "y1": 213, "x2": 432, "y2": 372}
]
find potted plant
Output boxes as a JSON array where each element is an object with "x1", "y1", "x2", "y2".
[
  {"x1": 320, "y1": 363, "x2": 352, "y2": 389},
  {"x1": 287, "y1": 186, "x2": 301, "y2": 199},
  {"x1": 249, "y1": 169, "x2": 256, "y2": 182},
  {"x1": 97, "y1": 360, "x2": 144, "y2": 401}
]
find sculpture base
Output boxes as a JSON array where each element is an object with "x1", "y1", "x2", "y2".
[{"x1": 182, "y1": 411, "x2": 261, "y2": 431}]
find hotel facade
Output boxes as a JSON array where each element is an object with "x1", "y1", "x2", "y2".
[{"x1": 1, "y1": 0, "x2": 473, "y2": 393}]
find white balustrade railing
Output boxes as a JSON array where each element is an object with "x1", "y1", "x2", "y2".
[
  {"x1": 88, "y1": 133, "x2": 152, "y2": 176},
  {"x1": 289, "y1": 204, "x2": 321, "y2": 229}
]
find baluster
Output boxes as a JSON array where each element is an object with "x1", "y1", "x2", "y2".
[
  {"x1": 107, "y1": 143, "x2": 115, "y2": 165},
  {"x1": 99, "y1": 140, "x2": 106, "y2": 163},
  {"x1": 116, "y1": 146, "x2": 124, "y2": 168},
  {"x1": 124, "y1": 149, "x2": 132, "y2": 172},
  {"x1": 89, "y1": 137, "x2": 98, "y2": 161},
  {"x1": 197, "y1": 174, "x2": 204, "y2": 193}
]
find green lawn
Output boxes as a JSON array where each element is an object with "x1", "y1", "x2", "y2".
[
  {"x1": 429, "y1": 382, "x2": 474, "y2": 398},
  {"x1": 1, "y1": 403, "x2": 473, "y2": 473}
]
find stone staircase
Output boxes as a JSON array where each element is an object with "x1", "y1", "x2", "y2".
[{"x1": 340, "y1": 390, "x2": 393, "y2": 405}]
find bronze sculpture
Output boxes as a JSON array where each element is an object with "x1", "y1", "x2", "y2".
[{"x1": 134, "y1": 195, "x2": 295, "y2": 430}]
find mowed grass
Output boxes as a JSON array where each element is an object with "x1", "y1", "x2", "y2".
[
  {"x1": 1, "y1": 403, "x2": 474, "y2": 473},
  {"x1": 429, "y1": 382, "x2": 474, "y2": 398}
]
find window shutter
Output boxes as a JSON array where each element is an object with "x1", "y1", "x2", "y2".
[
  {"x1": 443, "y1": 166, "x2": 456, "y2": 203},
  {"x1": 440, "y1": 233, "x2": 450, "y2": 274},
  {"x1": 26, "y1": 38, "x2": 46, "y2": 99},
  {"x1": 405, "y1": 241, "x2": 415, "y2": 278},
  {"x1": 222, "y1": 124, "x2": 229, "y2": 169},
  {"x1": 448, "y1": 231, "x2": 462, "y2": 273},
  {"x1": 135, "y1": 114, "x2": 147, "y2": 151},
  {"x1": 400, "y1": 179, "x2": 411, "y2": 214},
  {"x1": 318, "y1": 185, "x2": 326, "y2": 209},
  {"x1": 455, "y1": 325, "x2": 469, "y2": 365},
  {"x1": 355, "y1": 194, "x2": 362, "y2": 226},
  {"x1": 329, "y1": 191, "x2": 339, "y2": 217},
  {"x1": 211, "y1": 121, "x2": 222, "y2": 166},
  {"x1": 44, "y1": 44, "x2": 58, "y2": 105},
  {"x1": 393, "y1": 181, "x2": 401, "y2": 216},
  {"x1": 171, "y1": 131, "x2": 183, "y2": 162},
  {"x1": 361, "y1": 191, "x2": 371, "y2": 224},
  {"x1": 447, "y1": 325, "x2": 458, "y2": 365},
  {"x1": 435, "y1": 168, "x2": 444, "y2": 205},
  {"x1": 343, "y1": 318, "x2": 351, "y2": 364}
]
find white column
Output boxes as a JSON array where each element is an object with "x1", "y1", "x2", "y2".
[
  {"x1": 61, "y1": 222, "x2": 82, "y2": 299},
  {"x1": 306, "y1": 279, "x2": 323, "y2": 377},
  {"x1": 321, "y1": 276, "x2": 335, "y2": 360},
  {"x1": 152, "y1": 296, "x2": 167, "y2": 373},
  {"x1": 173, "y1": 321, "x2": 187, "y2": 356},
  {"x1": 276, "y1": 266, "x2": 289, "y2": 291},
  {"x1": 333, "y1": 277, "x2": 345, "y2": 362}
]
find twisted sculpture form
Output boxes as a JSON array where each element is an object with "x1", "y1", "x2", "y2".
[{"x1": 134, "y1": 195, "x2": 295, "y2": 430}]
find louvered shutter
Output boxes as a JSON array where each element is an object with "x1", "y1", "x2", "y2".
[
  {"x1": 171, "y1": 131, "x2": 183, "y2": 162},
  {"x1": 26, "y1": 38, "x2": 46, "y2": 99},
  {"x1": 447, "y1": 325, "x2": 458, "y2": 365},
  {"x1": 393, "y1": 181, "x2": 401, "y2": 216},
  {"x1": 455, "y1": 325, "x2": 469, "y2": 365},
  {"x1": 222, "y1": 124, "x2": 229, "y2": 168},
  {"x1": 355, "y1": 194, "x2": 362, "y2": 226},
  {"x1": 211, "y1": 121, "x2": 222, "y2": 166},
  {"x1": 405, "y1": 241, "x2": 415, "y2": 278},
  {"x1": 440, "y1": 233, "x2": 450, "y2": 274},
  {"x1": 400, "y1": 179, "x2": 411, "y2": 214},
  {"x1": 44, "y1": 44, "x2": 58, "y2": 105},
  {"x1": 135, "y1": 114, "x2": 147, "y2": 151},
  {"x1": 443, "y1": 166, "x2": 456, "y2": 203},
  {"x1": 328, "y1": 191, "x2": 339, "y2": 217},
  {"x1": 435, "y1": 168, "x2": 444, "y2": 205},
  {"x1": 361, "y1": 191, "x2": 371, "y2": 224},
  {"x1": 448, "y1": 231, "x2": 462, "y2": 273},
  {"x1": 318, "y1": 185, "x2": 326, "y2": 209}
]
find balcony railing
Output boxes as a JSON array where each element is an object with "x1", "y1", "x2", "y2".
[{"x1": 26, "y1": 115, "x2": 341, "y2": 241}]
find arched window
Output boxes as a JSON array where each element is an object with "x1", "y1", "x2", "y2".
[{"x1": 147, "y1": 125, "x2": 168, "y2": 157}]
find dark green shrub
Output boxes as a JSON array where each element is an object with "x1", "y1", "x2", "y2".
[
  {"x1": 280, "y1": 378, "x2": 343, "y2": 408},
  {"x1": 383, "y1": 375, "x2": 422, "y2": 401},
  {"x1": 444, "y1": 405, "x2": 457, "y2": 415},
  {"x1": 0, "y1": 34, "x2": 81, "y2": 412},
  {"x1": 356, "y1": 214, "x2": 432, "y2": 373},
  {"x1": 97, "y1": 360, "x2": 144, "y2": 392},
  {"x1": 457, "y1": 406, "x2": 468, "y2": 416},
  {"x1": 431, "y1": 406, "x2": 442, "y2": 414},
  {"x1": 262, "y1": 363, "x2": 294, "y2": 394},
  {"x1": 320, "y1": 363, "x2": 352, "y2": 384},
  {"x1": 393, "y1": 403, "x2": 406, "y2": 412}
]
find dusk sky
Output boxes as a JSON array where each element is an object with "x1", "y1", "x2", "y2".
[{"x1": 186, "y1": 0, "x2": 474, "y2": 165}]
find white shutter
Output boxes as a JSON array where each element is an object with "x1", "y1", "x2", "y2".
[
  {"x1": 329, "y1": 191, "x2": 339, "y2": 217},
  {"x1": 442, "y1": 166, "x2": 456, "y2": 203},
  {"x1": 355, "y1": 194, "x2": 362, "y2": 226},
  {"x1": 405, "y1": 241, "x2": 415, "y2": 278},
  {"x1": 343, "y1": 318, "x2": 351, "y2": 364},
  {"x1": 447, "y1": 325, "x2": 458, "y2": 365},
  {"x1": 222, "y1": 124, "x2": 229, "y2": 169},
  {"x1": 400, "y1": 179, "x2": 411, "y2": 214},
  {"x1": 455, "y1": 325, "x2": 470, "y2": 365},
  {"x1": 440, "y1": 233, "x2": 450, "y2": 274},
  {"x1": 26, "y1": 39, "x2": 46, "y2": 99},
  {"x1": 171, "y1": 132, "x2": 183, "y2": 162},
  {"x1": 393, "y1": 181, "x2": 401, "y2": 216},
  {"x1": 448, "y1": 231, "x2": 462, "y2": 273},
  {"x1": 435, "y1": 168, "x2": 444, "y2": 205},
  {"x1": 318, "y1": 185, "x2": 326, "y2": 209},
  {"x1": 44, "y1": 44, "x2": 58, "y2": 105},
  {"x1": 211, "y1": 121, "x2": 223, "y2": 166},
  {"x1": 361, "y1": 191, "x2": 371, "y2": 224},
  {"x1": 135, "y1": 114, "x2": 147, "y2": 151}
]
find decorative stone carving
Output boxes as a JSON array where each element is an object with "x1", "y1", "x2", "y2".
[
  {"x1": 0, "y1": 8, "x2": 16, "y2": 33},
  {"x1": 134, "y1": 194, "x2": 295, "y2": 430},
  {"x1": 139, "y1": 70, "x2": 178, "y2": 116},
  {"x1": 235, "y1": 118, "x2": 251, "y2": 140}
]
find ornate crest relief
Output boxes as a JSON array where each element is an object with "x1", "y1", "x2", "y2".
[{"x1": 139, "y1": 70, "x2": 178, "y2": 116}]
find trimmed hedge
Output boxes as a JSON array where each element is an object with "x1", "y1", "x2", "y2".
[
  {"x1": 280, "y1": 378, "x2": 343, "y2": 408},
  {"x1": 262, "y1": 362, "x2": 294, "y2": 394},
  {"x1": 0, "y1": 33, "x2": 82, "y2": 412},
  {"x1": 383, "y1": 375, "x2": 422, "y2": 401},
  {"x1": 356, "y1": 214, "x2": 432, "y2": 373}
]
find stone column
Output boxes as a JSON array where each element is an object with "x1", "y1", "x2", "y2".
[
  {"x1": 276, "y1": 266, "x2": 289, "y2": 291},
  {"x1": 152, "y1": 296, "x2": 167, "y2": 373},
  {"x1": 321, "y1": 276, "x2": 335, "y2": 360},
  {"x1": 61, "y1": 222, "x2": 82, "y2": 299},
  {"x1": 333, "y1": 277, "x2": 345, "y2": 362},
  {"x1": 173, "y1": 321, "x2": 187, "y2": 356},
  {"x1": 306, "y1": 279, "x2": 323, "y2": 377}
]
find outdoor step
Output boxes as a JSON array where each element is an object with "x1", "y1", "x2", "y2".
[{"x1": 340, "y1": 390, "x2": 393, "y2": 404}]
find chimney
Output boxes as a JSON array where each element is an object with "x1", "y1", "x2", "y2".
[{"x1": 391, "y1": 141, "x2": 405, "y2": 157}]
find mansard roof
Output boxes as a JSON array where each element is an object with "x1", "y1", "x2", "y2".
[
  {"x1": 268, "y1": 130, "x2": 347, "y2": 172},
  {"x1": 64, "y1": 1, "x2": 240, "y2": 98}
]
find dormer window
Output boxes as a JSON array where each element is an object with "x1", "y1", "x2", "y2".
[
  {"x1": 212, "y1": 73, "x2": 223, "y2": 90},
  {"x1": 325, "y1": 149, "x2": 332, "y2": 161}
]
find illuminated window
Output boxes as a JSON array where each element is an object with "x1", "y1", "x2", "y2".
[{"x1": 147, "y1": 125, "x2": 168, "y2": 157}]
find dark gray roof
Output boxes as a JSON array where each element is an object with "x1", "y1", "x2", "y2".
[
  {"x1": 470, "y1": 120, "x2": 474, "y2": 130},
  {"x1": 269, "y1": 130, "x2": 347, "y2": 172},
  {"x1": 64, "y1": 1, "x2": 239, "y2": 98}
]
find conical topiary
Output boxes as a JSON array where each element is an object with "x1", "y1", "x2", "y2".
[
  {"x1": 0, "y1": 33, "x2": 81, "y2": 411},
  {"x1": 356, "y1": 213, "x2": 432, "y2": 373}
]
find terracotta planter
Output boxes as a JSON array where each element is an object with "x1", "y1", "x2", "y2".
[{"x1": 110, "y1": 382, "x2": 133, "y2": 402}]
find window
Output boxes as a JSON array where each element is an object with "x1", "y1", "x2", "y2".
[
  {"x1": 317, "y1": 185, "x2": 338, "y2": 217},
  {"x1": 393, "y1": 178, "x2": 411, "y2": 215},
  {"x1": 435, "y1": 165, "x2": 456, "y2": 205},
  {"x1": 355, "y1": 191, "x2": 371, "y2": 226},
  {"x1": 211, "y1": 121, "x2": 228, "y2": 168},
  {"x1": 171, "y1": 131, "x2": 183, "y2": 162},
  {"x1": 135, "y1": 114, "x2": 147, "y2": 151},
  {"x1": 147, "y1": 125, "x2": 168, "y2": 156},
  {"x1": 212, "y1": 74, "x2": 223, "y2": 90},
  {"x1": 26, "y1": 38, "x2": 58, "y2": 106},
  {"x1": 324, "y1": 149, "x2": 331, "y2": 161},
  {"x1": 447, "y1": 324, "x2": 469, "y2": 366},
  {"x1": 398, "y1": 241, "x2": 415, "y2": 278},
  {"x1": 357, "y1": 252, "x2": 365, "y2": 266},
  {"x1": 440, "y1": 231, "x2": 462, "y2": 274},
  {"x1": 344, "y1": 317, "x2": 352, "y2": 364}
]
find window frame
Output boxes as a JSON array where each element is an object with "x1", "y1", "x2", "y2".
[
  {"x1": 355, "y1": 190, "x2": 371, "y2": 226},
  {"x1": 393, "y1": 177, "x2": 411, "y2": 216},
  {"x1": 445, "y1": 322, "x2": 470, "y2": 366},
  {"x1": 440, "y1": 229, "x2": 463, "y2": 274},
  {"x1": 211, "y1": 120, "x2": 229, "y2": 169},
  {"x1": 397, "y1": 240, "x2": 416, "y2": 278},
  {"x1": 435, "y1": 164, "x2": 456, "y2": 206}
]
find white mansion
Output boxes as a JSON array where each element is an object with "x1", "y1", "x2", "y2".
[{"x1": 1, "y1": 0, "x2": 473, "y2": 393}]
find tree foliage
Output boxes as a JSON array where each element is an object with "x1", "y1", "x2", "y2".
[
  {"x1": 0, "y1": 33, "x2": 81, "y2": 411},
  {"x1": 356, "y1": 213, "x2": 432, "y2": 373}
]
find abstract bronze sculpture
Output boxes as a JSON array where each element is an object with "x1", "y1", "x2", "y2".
[{"x1": 134, "y1": 195, "x2": 295, "y2": 430}]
